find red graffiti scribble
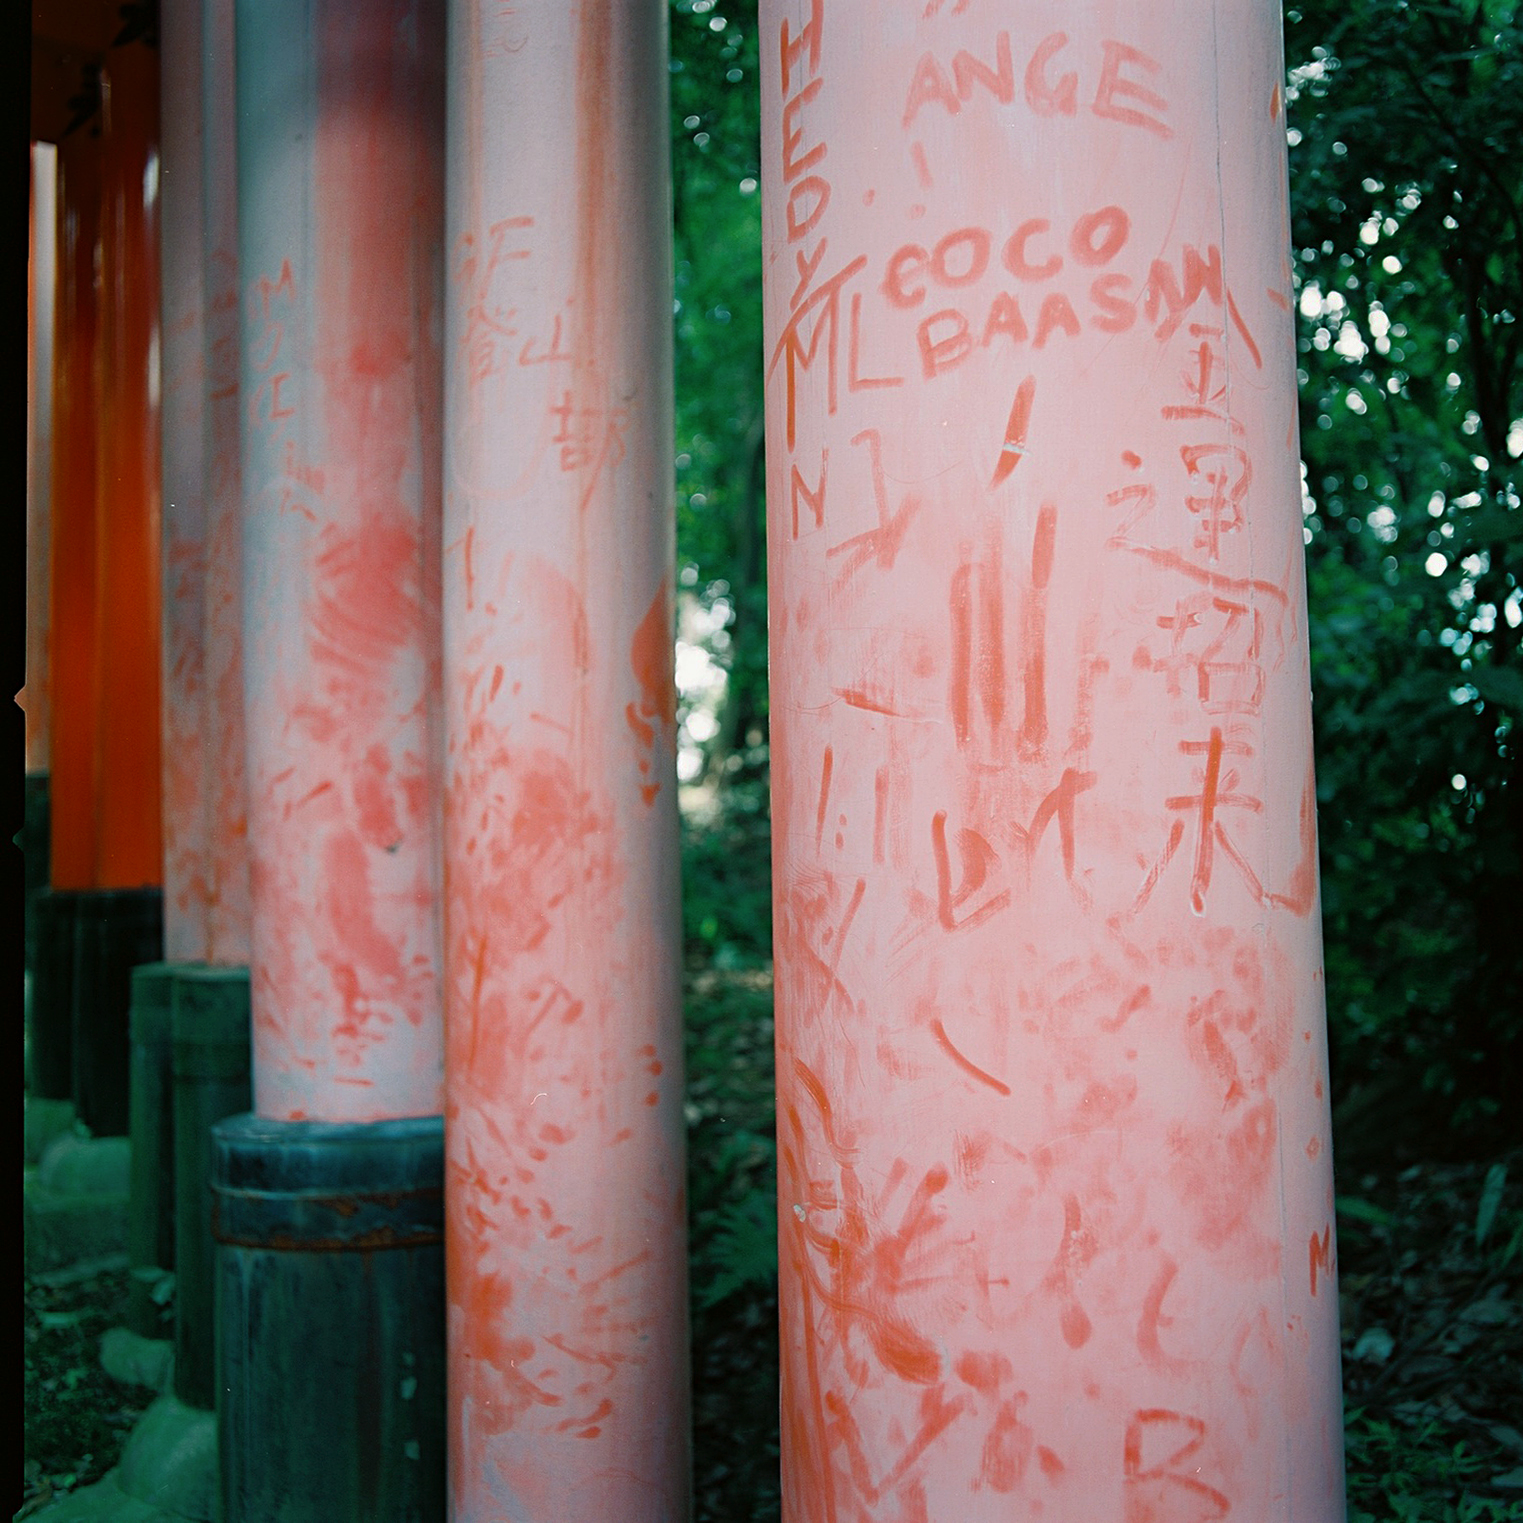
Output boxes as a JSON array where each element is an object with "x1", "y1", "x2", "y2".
[
  {"x1": 989, "y1": 374, "x2": 1035, "y2": 489},
  {"x1": 828, "y1": 429, "x2": 922, "y2": 583},
  {"x1": 848, "y1": 291, "x2": 905, "y2": 391},
  {"x1": 791, "y1": 450, "x2": 829, "y2": 539},
  {"x1": 1019, "y1": 503, "x2": 1056, "y2": 756},
  {"x1": 814, "y1": 746, "x2": 834, "y2": 854},
  {"x1": 1309, "y1": 1223, "x2": 1335, "y2": 1297},
  {"x1": 1180, "y1": 441, "x2": 1251, "y2": 561},
  {"x1": 948, "y1": 538, "x2": 1008, "y2": 751},
  {"x1": 627, "y1": 583, "x2": 674, "y2": 805},
  {"x1": 825, "y1": 1384, "x2": 972, "y2": 1506},
  {"x1": 768, "y1": 256, "x2": 869, "y2": 450},
  {"x1": 1137, "y1": 1256, "x2": 1192, "y2": 1375},
  {"x1": 930, "y1": 1017, "x2": 1011, "y2": 1095},
  {"x1": 1168, "y1": 728, "x2": 1264, "y2": 914},
  {"x1": 1008, "y1": 766, "x2": 1097, "y2": 881},
  {"x1": 1144, "y1": 591, "x2": 1266, "y2": 717},
  {"x1": 1101, "y1": 984, "x2": 1152, "y2": 1033},
  {"x1": 1041, "y1": 1193, "x2": 1098, "y2": 1349},
  {"x1": 1123, "y1": 1410, "x2": 1230, "y2": 1523},
  {"x1": 1269, "y1": 763, "x2": 1319, "y2": 916},
  {"x1": 931, "y1": 813, "x2": 1012, "y2": 932}
]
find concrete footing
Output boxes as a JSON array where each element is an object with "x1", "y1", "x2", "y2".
[
  {"x1": 24, "y1": 1133, "x2": 133, "y2": 1277},
  {"x1": 35, "y1": 1394, "x2": 217, "y2": 1522}
]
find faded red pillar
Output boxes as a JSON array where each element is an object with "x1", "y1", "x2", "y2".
[
  {"x1": 762, "y1": 5, "x2": 1345, "y2": 1521},
  {"x1": 442, "y1": 2, "x2": 689, "y2": 1517},
  {"x1": 95, "y1": 37, "x2": 164, "y2": 891},
  {"x1": 50, "y1": 131, "x2": 103, "y2": 895},
  {"x1": 238, "y1": 0, "x2": 444, "y2": 1121},
  {"x1": 159, "y1": 0, "x2": 211, "y2": 961}
]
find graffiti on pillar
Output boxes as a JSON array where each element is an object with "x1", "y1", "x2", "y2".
[{"x1": 765, "y1": 0, "x2": 1336, "y2": 1516}]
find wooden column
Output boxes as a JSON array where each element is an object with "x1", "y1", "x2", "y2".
[
  {"x1": 441, "y1": 2, "x2": 689, "y2": 1516},
  {"x1": 760, "y1": 4, "x2": 1345, "y2": 1518}
]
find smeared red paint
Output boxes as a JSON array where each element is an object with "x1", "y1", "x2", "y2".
[
  {"x1": 628, "y1": 583, "x2": 674, "y2": 805},
  {"x1": 954, "y1": 1350, "x2": 1011, "y2": 1394},
  {"x1": 1019, "y1": 503, "x2": 1057, "y2": 756},
  {"x1": 1137, "y1": 1256, "x2": 1191, "y2": 1374},
  {"x1": 989, "y1": 374, "x2": 1035, "y2": 488},
  {"x1": 931, "y1": 1018, "x2": 1010, "y2": 1096},
  {"x1": 1270, "y1": 762, "x2": 1319, "y2": 916},
  {"x1": 814, "y1": 746, "x2": 834, "y2": 853},
  {"x1": 979, "y1": 1400, "x2": 1033, "y2": 1492}
]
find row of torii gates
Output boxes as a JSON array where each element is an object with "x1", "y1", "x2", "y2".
[{"x1": 25, "y1": 0, "x2": 1347, "y2": 1518}]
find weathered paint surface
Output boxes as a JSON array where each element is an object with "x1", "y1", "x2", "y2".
[
  {"x1": 49, "y1": 133, "x2": 102, "y2": 891},
  {"x1": 95, "y1": 38, "x2": 165, "y2": 891},
  {"x1": 760, "y1": 5, "x2": 1345, "y2": 1520},
  {"x1": 160, "y1": 0, "x2": 211, "y2": 960},
  {"x1": 27, "y1": 142, "x2": 57, "y2": 778},
  {"x1": 442, "y1": 2, "x2": 689, "y2": 1516},
  {"x1": 201, "y1": 0, "x2": 251, "y2": 966},
  {"x1": 237, "y1": 0, "x2": 445, "y2": 1121}
]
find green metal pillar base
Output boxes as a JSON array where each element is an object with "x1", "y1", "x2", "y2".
[
  {"x1": 129, "y1": 964, "x2": 183, "y2": 1338},
  {"x1": 72, "y1": 888, "x2": 164, "y2": 1136},
  {"x1": 211, "y1": 1113, "x2": 446, "y2": 1522},
  {"x1": 172, "y1": 966, "x2": 252, "y2": 1413}
]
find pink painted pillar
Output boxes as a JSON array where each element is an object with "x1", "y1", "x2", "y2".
[
  {"x1": 238, "y1": 0, "x2": 444, "y2": 1121},
  {"x1": 199, "y1": 0, "x2": 250, "y2": 965},
  {"x1": 761, "y1": 5, "x2": 1345, "y2": 1521},
  {"x1": 159, "y1": 0, "x2": 211, "y2": 963},
  {"x1": 442, "y1": 2, "x2": 689, "y2": 1517}
]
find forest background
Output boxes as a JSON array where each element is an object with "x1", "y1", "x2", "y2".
[{"x1": 667, "y1": 2, "x2": 1522, "y2": 1519}]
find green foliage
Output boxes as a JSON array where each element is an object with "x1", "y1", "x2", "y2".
[
  {"x1": 671, "y1": 0, "x2": 768, "y2": 774},
  {"x1": 1345, "y1": 1413, "x2": 1523, "y2": 1523},
  {"x1": 1285, "y1": 0, "x2": 1522, "y2": 1152}
]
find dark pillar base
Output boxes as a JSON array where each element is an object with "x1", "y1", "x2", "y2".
[
  {"x1": 72, "y1": 887, "x2": 164, "y2": 1136},
  {"x1": 21, "y1": 772, "x2": 50, "y2": 974},
  {"x1": 29, "y1": 887, "x2": 80, "y2": 1100},
  {"x1": 128, "y1": 963, "x2": 183, "y2": 1339},
  {"x1": 211, "y1": 1112, "x2": 446, "y2": 1523},
  {"x1": 172, "y1": 966, "x2": 252, "y2": 1413}
]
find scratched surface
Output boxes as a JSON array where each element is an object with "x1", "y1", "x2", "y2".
[
  {"x1": 761, "y1": 3, "x2": 1345, "y2": 1519},
  {"x1": 160, "y1": 0, "x2": 210, "y2": 961},
  {"x1": 442, "y1": 1, "x2": 689, "y2": 1517},
  {"x1": 237, "y1": 0, "x2": 446, "y2": 1120}
]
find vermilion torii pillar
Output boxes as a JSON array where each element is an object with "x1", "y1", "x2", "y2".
[
  {"x1": 49, "y1": 132, "x2": 103, "y2": 903},
  {"x1": 95, "y1": 37, "x2": 164, "y2": 893},
  {"x1": 761, "y1": 4, "x2": 1345, "y2": 1521},
  {"x1": 442, "y1": 2, "x2": 689, "y2": 1517}
]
